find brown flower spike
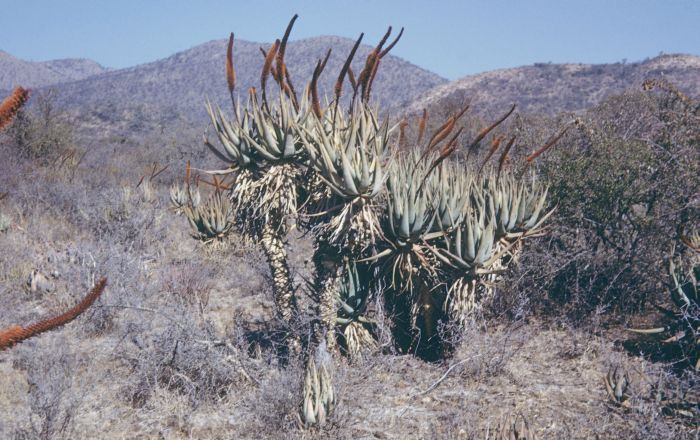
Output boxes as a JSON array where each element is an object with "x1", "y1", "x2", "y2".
[
  {"x1": 0, "y1": 278, "x2": 107, "y2": 351},
  {"x1": 0, "y1": 86, "x2": 30, "y2": 131}
]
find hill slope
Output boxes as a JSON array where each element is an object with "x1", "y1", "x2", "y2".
[
  {"x1": 407, "y1": 54, "x2": 700, "y2": 117},
  {"x1": 44, "y1": 36, "x2": 446, "y2": 131}
]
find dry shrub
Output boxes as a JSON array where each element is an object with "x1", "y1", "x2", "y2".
[
  {"x1": 119, "y1": 308, "x2": 253, "y2": 409},
  {"x1": 163, "y1": 261, "x2": 213, "y2": 313},
  {"x1": 11, "y1": 343, "x2": 83, "y2": 439},
  {"x1": 499, "y1": 82, "x2": 700, "y2": 322},
  {"x1": 5, "y1": 89, "x2": 76, "y2": 163},
  {"x1": 235, "y1": 360, "x2": 305, "y2": 437}
]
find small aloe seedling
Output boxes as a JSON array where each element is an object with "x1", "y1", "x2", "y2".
[
  {"x1": 170, "y1": 182, "x2": 201, "y2": 212},
  {"x1": 487, "y1": 412, "x2": 539, "y2": 440},
  {"x1": 604, "y1": 365, "x2": 630, "y2": 406},
  {"x1": 183, "y1": 191, "x2": 234, "y2": 244},
  {"x1": 301, "y1": 342, "x2": 335, "y2": 427}
]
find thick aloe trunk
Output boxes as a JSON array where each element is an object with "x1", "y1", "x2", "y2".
[
  {"x1": 260, "y1": 221, "x2": 300, "y2": 352},
  {"x1": 312, "y1": 241, "x2": 342, "y2": 353},
  {"x1": 312, "y1": 202, "x2": 381, "y2": 356},
  {"x1": 232, "y1": 164, "x2": 302, "y2": 354}
]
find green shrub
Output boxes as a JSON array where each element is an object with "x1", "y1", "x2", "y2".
[{"x1": 504, "y1": 82, "x2": 700, "y2": 320}]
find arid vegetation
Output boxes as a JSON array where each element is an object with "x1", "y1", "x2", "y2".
[{"x1": 0, "y1": 17, "x2": 698, "y2": 439}]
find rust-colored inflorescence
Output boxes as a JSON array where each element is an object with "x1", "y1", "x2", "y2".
[
  {"x1": 526, "y1": 122, "x2": 573, "y2": 163},
  {"x1": 310, "y1": 48, "x2": 332, "y2": 118},
  {"x1": 260, "y1": 39, "x2": 281, "y2": 108},
  {"x1": 0, "y1": 86, "x2": 30, "y2": 131},
  {"x1": 0, "y1": 278, "x2": 107, "y2": 351},
  {"x1": 226, "y1": 32, "x2": 236, "y2": 111}
]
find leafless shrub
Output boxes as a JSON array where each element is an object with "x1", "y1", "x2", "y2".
[
  {"x1": 6, "y1": 89, "x2": 76, "y2": 164},
  {"x1": 118, "y1": 306, "x2": 256, "y2": 409},
  {"x1": 11, "y1": 344, "x2": 82, "y2": 440},
  {"x1": 448, "y1": 323, "x2": 526, "y2": 382},
  {"x1": 235, "y1": 360, "x2": 304, "y2": 436},
  {"x1": 162, "y1": 261, "x2": 213, "y2": 314}
]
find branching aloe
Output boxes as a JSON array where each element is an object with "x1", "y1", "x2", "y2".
[
  {"x1": 172, "y1": 15, "x2": 564, "y2": 428},
  {"x1": 193, "y1": 19, "x2": 315, "y2": 349},
  {"x1": 300, "y1": 103, "x2": 390, "y2": 352}
]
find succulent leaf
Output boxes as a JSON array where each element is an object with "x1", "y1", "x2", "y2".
[{"x1": 301, "y1": 103, "x2": 389, "y2": 200}]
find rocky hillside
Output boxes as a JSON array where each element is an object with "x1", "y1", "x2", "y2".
[
  {"x1": 5, "y1": 44, "x2": 700, "y2": 138},
  {"x1": 407, "y1": 54, "x2": 700, "y2": 117},
  {"x1": 38, "y1": 36, "x2": 446, "y2": 132},
  {"x1": 0, "y1": 50, "x2": 108, "y2": 90}
]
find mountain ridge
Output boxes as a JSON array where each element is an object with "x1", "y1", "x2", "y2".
[
  {"x1": 407, "y1": 53, "x2": 700, "y2": 117},
  {"x1": 29, "y1": 36, "x2": 446, "y2": 132},
  {"x1": 3, "y1": 41, "x2": 700, "y2": 137}
]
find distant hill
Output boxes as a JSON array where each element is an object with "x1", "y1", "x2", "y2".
[
  {"x1": 4, "y1": 43, "x2": 700, "y2": 141},
  {"x1": 407, "y1": 54, "x2": 700, "y2": 118},
  {"x1": 25, "y1": 36, "x2": 446, "y2": 135},
  {"x1": 0, "y1": 50, "x2": 108, "y2": 90}
]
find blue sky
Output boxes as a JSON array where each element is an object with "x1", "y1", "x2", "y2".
[{"x1": 2, "y1": 0, "x2": 699, "y2": 80}]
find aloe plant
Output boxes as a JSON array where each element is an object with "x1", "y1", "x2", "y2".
[
  {"x1": 487, "y1": 412, "x2": 539, "y2": 440},
  {"x1": 299, "y1": 100, "x2": 392, "y2": 352},
  {"x1": 170, "y1": 182, "x2": 201, "y2": 212},
  {"x1": 196, "y1": 22, "x2": 315, "y2": 346},
  {"x1": 182, "y1": 191, "x2": 234, "y2": 244},
  {"x1": 385, "y1": 151, "x2": 437, "y2": 248},
  {"x1": 173, "y1": 15, "x2": 560, "y2": 428},
  {"x1": 335, "y1": 260, "x2": 376, "y2": 358},
  {"x1": 301, "y1": 342, "x2": 335, "y2": 427},
  {"x1": 301, "y1": 103, "x2": 388, "y2": 201},
  {"x1": 604, "y1": 365, "x2": 630, "y2": 405},
  {"x1": 629, "y1": 229, "x2": 700, "y2": 370}
]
